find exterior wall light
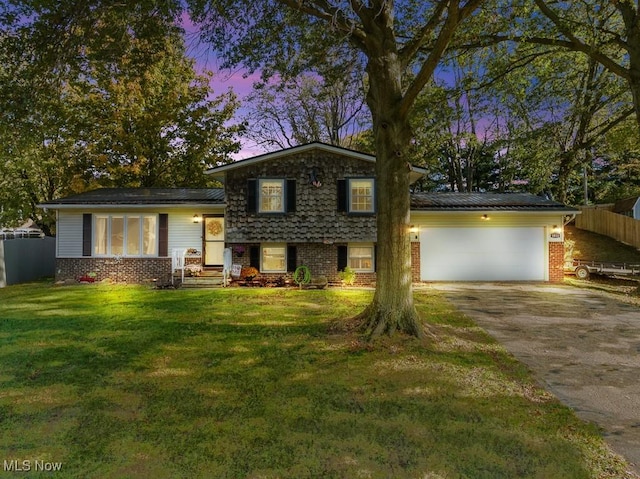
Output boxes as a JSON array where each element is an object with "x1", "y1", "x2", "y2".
[
  {"x1": 481, "y1": 214, "x2": 490, "y2": 221},
  {"x1": 193, "y1": 214, "x2": 202, "y2": 223},
  {"x1": 408, "y1": 225, "x2": 419, "y2": 241}
]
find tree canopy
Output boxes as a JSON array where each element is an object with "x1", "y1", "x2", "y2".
[{"x1": 0, "y1": 0, "x2": 243, "y2": 233}]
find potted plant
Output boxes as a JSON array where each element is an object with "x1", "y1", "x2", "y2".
[{"x1": 241, "y1": 266, "x2": 259, "y2": 281}]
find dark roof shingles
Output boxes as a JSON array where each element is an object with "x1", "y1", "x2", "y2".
[
  {"x1": 410, "y1": 192, "x2": 577, "y2": 211},
  {"x1": 43, "y1": 188, "x2": 224, "y2": 205}
]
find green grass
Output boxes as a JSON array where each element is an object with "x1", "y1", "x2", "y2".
[
  {"x1": 566, "y1": 225, "x2": 640, "y2": 263},
  {"x1": 0, "y1": 283, "x2": 634, "y2": 478}
]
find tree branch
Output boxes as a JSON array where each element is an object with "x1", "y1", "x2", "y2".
[
  {"x1": 398, "y1": 0, "x2": 448, "y2": 68},
  {"x1": 277, "y1": 0, "x2": 367, "y2": 47},
  {"x1": 533, "y1": 0, "x2": 630, "y2": 81},
  {"x1": 400, "y1": 1, "x2": 460, "y2": 119},
  {"x1": 399, "y1": 0, "x2": 485, "y2": 118}
]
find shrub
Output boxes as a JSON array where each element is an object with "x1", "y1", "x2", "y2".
[{"x1": 338, "y1": 266, "x2": 356, "y2": 286}]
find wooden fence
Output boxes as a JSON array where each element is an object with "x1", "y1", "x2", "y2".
[{"x1": 575, "y1": 205, "x2": 640, "y2": 250}]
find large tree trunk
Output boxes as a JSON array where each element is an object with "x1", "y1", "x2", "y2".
[{"x1": 356, "y1": 41, "x2": 423, "y2": 339}]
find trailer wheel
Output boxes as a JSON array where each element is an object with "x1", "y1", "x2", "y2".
[{"x1": 575, "y1": 266, "x2": 590, "y2": 280}]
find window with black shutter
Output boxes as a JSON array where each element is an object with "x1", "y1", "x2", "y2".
[
  {"x1": 82, "y1": 214, "x2": 92, "y2": 257},
  {"x1": 337, "y1": 180, "x2": 347, "y2": 212},
  {"x1": 287, "y1": 245, "x2": 297, "y2": 272},
  {"x1": 249, "y1": 246, "x2": 260, "y2": 269},
  {"x1": 158, "y1": 213, "x2": 169, "y2": 257},
  {"x1": 247, "y1": 180, "x2": 257, "y2": 213},
  {"x1": 286, "y1": 180, "x2": 296, "y2": 213},
  {"x1": 337, "y1": 245, "x2": 348, "y2": 271}
]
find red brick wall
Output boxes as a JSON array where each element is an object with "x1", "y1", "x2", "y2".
[
  {"x1": 56, "y1": 258, "x2": 171, "y2": 284},
  {"x1": 411, "y1": 242, "x2": 420, "y2": 283},
  {"x1": 228, "y1": 242, "x2": 377, "y2": 285},
  {"x1": 548, "y1": 242, "x2": 564, "y2": 283}
]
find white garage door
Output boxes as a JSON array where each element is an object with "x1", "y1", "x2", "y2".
[{"x1": 420, "y1": 227, "x2": 546, "y2": 281}]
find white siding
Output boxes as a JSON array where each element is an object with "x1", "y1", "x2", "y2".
[
  {"x1": 168, "y1": 212, "x2": 209, "y2": 254},
  {"x1": 55, "y1": 208, "x2": 223, "y2": 258},
  {"x1": 56, "y1": 211, "x2": 84, "y2": 257},
  {"x1": 633, "y1": 199, "x2": 640, "y2": 220},
  {"x1": 411, "y1": 211, "x2": 566, "y2": 228}
]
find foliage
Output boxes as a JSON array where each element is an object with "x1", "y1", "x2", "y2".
[
  {"x1": 408, "y1": 32, "x2": 635, "y2": 202},
  {"x1": 0, "y1": 1, "x2": 243, "y2": 231},
  {"x1": 338, "y1": 266, "x2": 356, "y2": 286},
  {"x1": 0, "y1": 284, "x2": 634, "y2": 477}
]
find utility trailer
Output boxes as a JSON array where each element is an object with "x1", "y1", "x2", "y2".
[{"x1": 565, "y1": 259, "x2": 640, "y2": 280}]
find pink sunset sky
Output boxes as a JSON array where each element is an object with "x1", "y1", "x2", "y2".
[{"x1": 181, "y1": 13, "x2": 267, "y2": 159}]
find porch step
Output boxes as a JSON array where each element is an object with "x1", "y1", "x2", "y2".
[{"x1": 180, "y1": 270, "x2": 225, "y2": 288}]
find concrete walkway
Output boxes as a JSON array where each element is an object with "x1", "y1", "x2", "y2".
[{"x1": 432, "y1": 283, "x2": 640, "y2": 475}]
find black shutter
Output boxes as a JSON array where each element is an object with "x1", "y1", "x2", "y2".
[
  {"x1": 82, "y1": 214, "x2": 92, "y2": 257},
  {"x1": 337, "y1": 245, "x2": 348, "y2": 271},
  {"x1": 374, "y1": 245, "x2": 377, "y2": 272},
  {"x1": 158, "y1": 213, "x2": 168, "y2": 257},
  {"x1": 249, "y1": 246, "x2": 260, "y2": 269},
  {"x1": 247, "y1": 179, "x2": 257, "y2": 213},
  {"x1": 286, "y1": 180, "x2": 296, "y2": 213},
  {"x1": 287, "y1": 245, "x2": 297, "y2": 272},
  {"x1": 337, "y1": 179, "x2": 347, "y2": 212}
]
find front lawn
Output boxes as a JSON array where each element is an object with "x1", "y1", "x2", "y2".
[{"x1": 0, "y1": 284, "x2": 634, "y2": 478}]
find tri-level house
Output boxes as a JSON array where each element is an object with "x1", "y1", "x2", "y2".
[{"x1": 42, "y1": 142, "x2": 578, "y2": 284}]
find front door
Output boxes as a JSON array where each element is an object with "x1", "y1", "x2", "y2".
[{"x1": 203, "y1": 215, "x2": 225, "y2": 267}]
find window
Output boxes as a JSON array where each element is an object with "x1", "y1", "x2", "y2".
[
  {"x1": 349, "y1": 244, "x2": 374, "y2": 272},
  {"x1": 349, "y1": 178, "x2": 374, "y2": 213},
  {"x1": 261, "y1": 244, "x2": 287, "y2": 272},
  {"x1": 94, "y1": 215, "x2": 157, "y2": 257},
  {"x1": 259, "y1": 179, "x2": 285, "y2": 213}
]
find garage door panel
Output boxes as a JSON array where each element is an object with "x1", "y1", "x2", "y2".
[{"x1": 420, "y1": 227, "x2": 545, "y2": 281}]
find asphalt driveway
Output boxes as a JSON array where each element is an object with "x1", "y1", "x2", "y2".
[{"x1": 432, "y1": 283, "x2": 640, "y2": 475}]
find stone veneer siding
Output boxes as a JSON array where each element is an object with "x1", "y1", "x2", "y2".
[
  {"x1": 548, "y1": 242, "x2": 564, "y2": 283},
  {"x1": 225, "y1": 151, "x2": 377, "y2": 243},
  {"x1": 56, "y1": 258, "x2": 172, "y2": 284}
]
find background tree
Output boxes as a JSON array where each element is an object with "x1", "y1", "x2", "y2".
[
  {"x1": 75, "y1": 30, "x2": 242, "y2": 187},
  {"x1": 414, "y1": 23, "x2": 636, "y2": 203},
  {"x1": 0, "y1": 0, "x2": 242, "y2": 233},
  {"x1": 494, "y1": 0, "x2": 640, "y2": 132},
  {"x1": 244, "y1": 70, "x2": 368, "y2": 150},
  {"x1": 479, "y1": 30, "x2": 634, "y2": 203}
]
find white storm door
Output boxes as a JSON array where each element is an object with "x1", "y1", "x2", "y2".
[{"x1": 204, "y1": 216, "x2": 225, "y2": 266}]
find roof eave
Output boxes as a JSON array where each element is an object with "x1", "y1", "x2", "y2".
[
  {"x1": 206, "y1": 142, "x2": 427, "y2": 184},
  {"x1": 39, "y1": 202, "x2": 226, "y2": 210},
  {"x1": 410, "y1": 208, "x2": 581, "y2": 214}
]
